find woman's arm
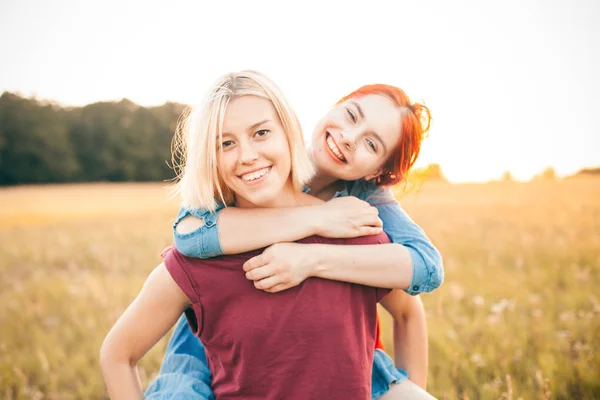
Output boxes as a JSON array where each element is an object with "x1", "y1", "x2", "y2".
[
  {"x1": 243, "y1": 188, "x2": 443, "y2": 294},
  {"x1": 312, "y1": 242, "x2": 414, "y2": 289},
  {"x1": 380, "y1": 290, "x2": 428, "y2": 389},
  {"x1": 311, "y1": 182, "x2": 443, "y2": 293},
  {"x1": 100, "y1": 264, "x2": 190, "y2": 399},
  {"x1": 243, "y1": 241, "x2": 412, "y2": 291},
  {"x1": 309, "y1": 197, "x2": 443, "y2": 292},
  {"x1": 174, "y1": 196, "x2": 383, "y2": 258}
]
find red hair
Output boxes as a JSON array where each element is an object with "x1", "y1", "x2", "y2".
[{"x1": 337, "y1": 84, "x2": 431, "y2": 186}]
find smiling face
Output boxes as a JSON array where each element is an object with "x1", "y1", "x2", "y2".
[
  {"x1": 310, "y1": 94, "x2": 403, "y2": 182},
  {"x1": 217, "y1": 95, "x2": 295, "y2": 208}
]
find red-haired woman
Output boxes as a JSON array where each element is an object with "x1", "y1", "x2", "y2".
[{"x1": 148, "y1": 84, "x2": 442, "y2": 399}]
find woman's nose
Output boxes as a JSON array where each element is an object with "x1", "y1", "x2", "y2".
[
  {"x1": 238, "y1": 143, "x2": 259, "y2": 165},
  {"x1": 340, "y1": 130, "x2": 358, "y2": 151}
]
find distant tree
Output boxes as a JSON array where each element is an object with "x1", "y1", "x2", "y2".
[
  {"x1": 533, "y1": 167, "x2": 557, "y2": 181},
  {"x1": 570, "y1": 167, "x2": 600, "y2": 178},
  {"x1": 501, "y1": 170, "x2": 514, "y2": 182},
  {"x1": 67, "y1": 99, "x2": 182, "y2": 182},
  {"x1": 0, "y1": 92, "x2": 264, "y2": 184},
  {"x1": 147, "y1": 102, "x2": 186, "y2": 180},
  {"x1": 405, "y1": 163, "x2": 448, "y2": 188},
  {"x1": 0, "y1": 93, "x2": 79, "y2": 184}
]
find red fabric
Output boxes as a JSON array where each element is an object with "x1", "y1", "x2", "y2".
[
  {"x1": 164, "y1": 232, "x2": 391, "y2": 400},
  {"x1": 375, "y1": 313, "x2": 385, "y2": 350}
]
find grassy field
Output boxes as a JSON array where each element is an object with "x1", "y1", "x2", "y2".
[{"x1": 0, "y1": 180, "x2": 598, "y2": 399}]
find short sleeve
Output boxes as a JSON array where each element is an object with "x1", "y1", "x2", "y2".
[
  {"x1": 173, "y1": 205, "x2": 225, "y2": 259},
  {"x1": 162, "y1": 246, "x2": 200, "y2": 304}
]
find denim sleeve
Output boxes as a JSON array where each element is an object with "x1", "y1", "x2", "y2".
[
  {"x1": 355, "y1": 181, "x2": 444, "y2": 295},
  {"x1": 173, "y1": 206, "x2": 224, "y2": 259}
]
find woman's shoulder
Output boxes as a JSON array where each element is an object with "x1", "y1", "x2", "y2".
[{"x1": 345, "y1": 179, "x2": 392, "y2": 202}]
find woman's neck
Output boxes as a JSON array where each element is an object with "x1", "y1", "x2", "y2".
[
  {"x1": 235, "y1": 181, "x2": 319, "y2": 208},
  {"x1": 306, "y1": 171, "x2": 344, "y2": 201}
]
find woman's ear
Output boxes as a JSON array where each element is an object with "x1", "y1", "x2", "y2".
[{"x1": 364, "y1": 168, "x2": 385, "y2": 182}]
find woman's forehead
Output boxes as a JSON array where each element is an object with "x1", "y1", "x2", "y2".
[
  {"x1": 348, "y1": 93, "x2": 396, "y2": 111},
  {"x1": 348, "y1": 94, "x2": 402, "y2": 145},
  {"x1": 222, "y1": 96, "x2": 279, "y2": 133}
]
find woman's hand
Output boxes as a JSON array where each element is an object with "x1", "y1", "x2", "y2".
[
  {"x1": 315, "y1": 197, "x2": 383, "y2": 238},
  {"x1": 243, "y1": 243, "x2": 316, "y2": 293}
]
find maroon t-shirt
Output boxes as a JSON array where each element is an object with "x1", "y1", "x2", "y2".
[{"x1": 163, "y1": 232, "x2": 391, "y2": 400}]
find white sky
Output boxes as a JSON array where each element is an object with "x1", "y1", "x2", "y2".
[{"x1": 1, "y1": 0, "x2": 599, "y2": 182}]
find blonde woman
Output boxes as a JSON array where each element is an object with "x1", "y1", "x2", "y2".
[{"x1": 101, "y1": 71, "x2": 435, "y2": 399}]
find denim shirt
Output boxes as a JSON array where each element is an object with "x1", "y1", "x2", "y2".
[{"x1": 173, "y1": 179, "x2": 443, "y2": 295}]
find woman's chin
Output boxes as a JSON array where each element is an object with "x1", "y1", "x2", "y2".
[
  {"x1": 237, "y1": 190, "x2": 279, "y2": 208},
  {"x1": 313, "y1": 152, "x2": 350, "y2": 180}
]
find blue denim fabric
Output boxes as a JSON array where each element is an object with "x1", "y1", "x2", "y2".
[
  {"x1": 173, "y1": 179, "x2": 443, "y2": 294},
  {"x1": 147, "y1": 316, "x2": 408, "y2": 399},
  {"x1": 173, "y1": 206, "x2": 224, "y2": 260},
  {"x1": 145, "y1": 315, "x2": 214, "y2": 400},
  {"x1": 372, "y1": 349, "x2": 409, "y2": 399}
]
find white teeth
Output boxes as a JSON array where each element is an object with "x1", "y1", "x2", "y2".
[
  {"x1": 326, "y1": 135, "x2": 346, "y2": 162},
  {"x1": 241, "y1": 167, "x2": 270, "y2": 182}
]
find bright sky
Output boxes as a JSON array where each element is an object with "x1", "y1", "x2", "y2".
[{"x1": 1, "y1": 0, "x2": 599, "y2": 182}]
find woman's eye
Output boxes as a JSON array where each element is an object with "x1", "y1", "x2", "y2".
[
  {"x1": 221, "y1": 140, "x2": 234, "y2": 148},
  {"x1": 366, "y1": 139, "x2": 377, "y2": 152},
  {"x1": 255, "y1": 129, "x2": 270, "y2": 138},
  {"x1": 346, "y1": 108, "x2": 356, "y2": 123}
]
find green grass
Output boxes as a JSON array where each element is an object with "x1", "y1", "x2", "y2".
[{"x1": 0, "y1": 180, "x2": 598, "y2": 399}]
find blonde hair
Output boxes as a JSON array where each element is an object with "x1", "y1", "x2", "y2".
[{"x1": 172, "y1": 70, "x2": 314, "y2": 211}]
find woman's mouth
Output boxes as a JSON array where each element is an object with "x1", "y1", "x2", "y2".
[
  {"x1": 239, "y1": 166, "x2": 272, "y2": 185},
  {"x1": 325, "y1": 133, "x2": 347, "y2": 164}
]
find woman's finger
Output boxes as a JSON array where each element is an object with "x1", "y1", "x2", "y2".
[
  {"x1": 357, "y1": 215, "x2": 383, "y2": 228},
  {"x1": 246, "y1": 264, "x2": 275, "y2": 281},
  {"x1": 243, "y1": 254, "x2": 268, "y2": 272},
  {"x1": 359, "y1": 226, "x2": 384, "y2": 236},
  {"x1": 254, "y1": 275, "x2": 284, "y2": 291},
  {"x1": 265, "y1": 283, "x2": 289, "y2": 293}
]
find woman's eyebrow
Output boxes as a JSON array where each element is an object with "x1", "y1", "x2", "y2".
[
  {"x1": 249, "y1": 119, "x2": 271, "y2": 131},
  {"x1": 349, "y1": 101, "x2": 364, "y2": 119},
  {"x1": 222, "y1": 120, "x2": 271, "y2": 136}
]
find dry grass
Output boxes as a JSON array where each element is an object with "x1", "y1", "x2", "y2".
[{"x1": 0, "y1": 180, "x2": 598, "y2": 399}]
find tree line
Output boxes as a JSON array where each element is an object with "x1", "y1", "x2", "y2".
[
  {"x1": 0, "y1": 92, "x2": 185, "y2": 185},
  {"x1": 2, "y1": 91, "x2": 596, "y2": 186}
]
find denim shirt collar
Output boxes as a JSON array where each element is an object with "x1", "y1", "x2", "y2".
[{"x1": 302, "y1": 183, "x2": 349, "y2": 199}]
